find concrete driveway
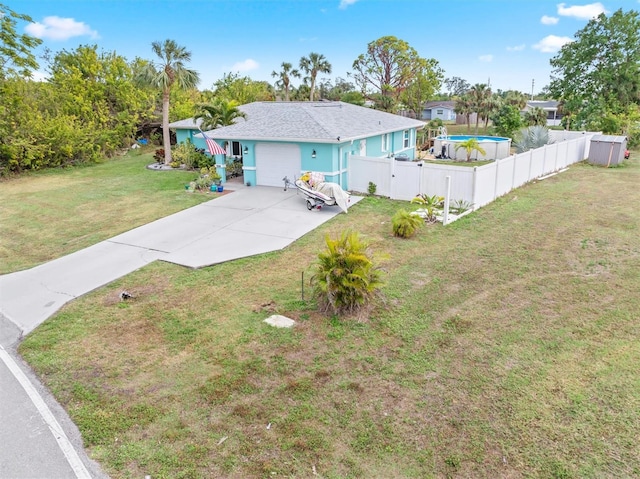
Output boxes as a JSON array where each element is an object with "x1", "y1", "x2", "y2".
[
  {"x1": 0, "y1": 185, "x2": 360, "y2": 478},
  {"x1": 1, "y1": 185, "x2": 359, "y2": 335}
]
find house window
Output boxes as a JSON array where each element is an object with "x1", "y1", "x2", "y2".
[
  {"x1": 436, "y1": 109, "x2": 444, "y2": 115},
  {"x1": 232, "y1": 141, "x2": 241, "y2": 156},
  {"x1": 403, "y1": 130, "x2": 409, "y2": 148},
  {"x1": 382, "y1": 133, "x2": 389, "y2": 152}
]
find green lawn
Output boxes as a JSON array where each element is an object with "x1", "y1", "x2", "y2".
[
  {"x1": 0, "y1": 150, "x2": 213, "y2": 274},
  {"x1": 14, "y1": 149, "x2": 640, "y2": 478}
]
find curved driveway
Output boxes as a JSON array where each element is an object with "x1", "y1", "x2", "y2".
[{"x1": 0, "y1": 185, "x2": 360, "y2": 478}]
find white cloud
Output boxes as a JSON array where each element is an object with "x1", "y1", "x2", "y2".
[
  {"x1": 339, "y1": 0, "x2": 358, "y2": 9},
  {"x1": 506, "y1": 44, "x2": 526, "y2": 52},
  {"x1": 25, "y1": 16, "x2": 98, "y2": 40},
  {"x1": 533, "y1": 35, "x2": 573, "y2": 53},
  {"x1": 30, "y1": 70, "x2": 49, "y2": 82},
  {"x1": 541, "y1": 15, "x2": 559, "y2": 25},
  {"x1": 478, "y1": 54, "x2": 493, "y2": 62},
  {"x1": 557, "y1": 2, "x2": 607, "y2": 20},
  {"x1": 230, "y1": 59, "x2": 259, "y2": 72}
]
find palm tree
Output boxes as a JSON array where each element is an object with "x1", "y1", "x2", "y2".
[
  {"x1": 454, "y1": 94, "x2": 473, "y2": 132},
  {"x1": 271, "y1": 62, "x2": 300, "y2": 101},
  {"x1": 481, "y1": 95, "x2": 501, "y2": 130},
  {"x1": 299, "y1": 52, "x2": 332, "y2": 101},
  {"x1": 194, "y1": 98, "x2": 247, "y2": 130},
  {"x1": 524, "y1": 106, "x2": 547, "y2": 126},
  {"x1": 137, "y1": 39, "x2": 200, "y2": 165},
  {"x1": 503, "y1": 90, "x2": 528, "y2": 110},
  {"x1": 469, "y1": 83, "x2": 491, "y2": 134},
  {"x1": 455, "y1": 137, "x2": 486, "y2": 162}
]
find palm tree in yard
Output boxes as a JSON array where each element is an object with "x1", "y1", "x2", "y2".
[
  {"x1": 138, "y1": 39, "x2": 200, "y2": 165},
  {"x1": 454, "y1": 94, "x2": 473, "y2": 132},
  {"x1": 455, "y1": 137, "x2": 486, "y2": 162},
  {"x1": 469, "y1": 83, "x2": 491, "y2": 134},
  {"x1": 299, "y1": 52, "x2": 332, "y2": 101},
  {"x1": 271, "y1": 62, "x2": 300, "y2": 101},
  {"x1": 194, "y1": 98, "x2": 247, "y2": 130}
]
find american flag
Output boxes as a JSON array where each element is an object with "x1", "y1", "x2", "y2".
[{"x1": 200, "y1": 129, "x2": 227, "y2": 156}]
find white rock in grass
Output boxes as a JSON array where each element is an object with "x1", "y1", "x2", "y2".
[{"x1": 264, "y1": 315, "x2": 295, "y2": 328}]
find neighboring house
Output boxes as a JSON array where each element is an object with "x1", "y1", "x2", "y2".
[
  {"x1": 523, "y1": 100, "x2": 563, "y2": 126},
  {"x1": 169, "y1": 101, "x2": 425, "y2": 188},
  {"x1": 421, "y1": 101, "x2": 457, "y2": 122}
]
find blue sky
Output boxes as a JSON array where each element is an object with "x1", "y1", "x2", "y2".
[{"x1": 16, "y1": 0, "x2": 640, "y2": 95}]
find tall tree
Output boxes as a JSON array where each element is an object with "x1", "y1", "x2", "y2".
[
  {"x1": 549, "y1": 8, "x2": 640, "y2": 136},
  {"x1": 0, "y1": 3, "x2": 42, "y2": 78},
  {"x1": 299, "y1": 52, "x2": 331, "y2": 101},
  {"x1": 137, "y1": 39, "x2": 199, "y2": 165},
  {"x1": 352, "y1": 36, "x2": 442, "y2": 112},
  {"x1": 444, "y1": 76, "x2": 470, "y2": 97},
  {"x1": 401, "y1": 63, "x2": 443, "y2": 118},
  {"x1": 502, "y1": 90, "x2": 528, "y2": 110},
  {"x1": 271, "y1": 62, "x2": 299, "y2": 101},
  {"x1": 468, "y1": 83, "x2": 492, "y2": 133},
  {"x1": 454, "y1": 94, "x2": 473, "y2": 132},
  {"x1": 50, "y1": 45, "x2": 154, "y2": 152}
]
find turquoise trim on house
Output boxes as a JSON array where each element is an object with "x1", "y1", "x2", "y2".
[{"x1": 169, "y1": 101, "x2": 425, "y2": 189}]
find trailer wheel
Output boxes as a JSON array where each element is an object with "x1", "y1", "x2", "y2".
[{"x1": 306, "y1": 200, "x2": 313, "y2": 210}]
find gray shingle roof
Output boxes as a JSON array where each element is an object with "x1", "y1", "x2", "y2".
[{"x1": 172, "y1": 101, "x2": 425, "y2": 143}]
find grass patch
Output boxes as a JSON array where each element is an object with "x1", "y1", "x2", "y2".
[
  {"x1": 15, "y1": 149, "x2": 640, "y2": 477},
  {"x1": 0, "y1": 149, "x2": 213, "y2": 273}
]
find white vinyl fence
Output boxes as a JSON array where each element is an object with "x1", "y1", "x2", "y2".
[{"x1": 348, "y1": 134, "x2": 594, "y2": 217}]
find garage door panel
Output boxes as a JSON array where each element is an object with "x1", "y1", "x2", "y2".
[{"x1": 255, "y1": 143, "x2": 301, "y2": 187}]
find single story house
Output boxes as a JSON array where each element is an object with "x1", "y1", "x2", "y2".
[
  {"x1": 523, "y1": 100, "x2": 563, "y2": 126},
  {"x1": 169, "y1": 101, "x2": 426, "y2": 188},
  {"x1": 421, "y1": 101, "x2": 457, "y2": 122}
]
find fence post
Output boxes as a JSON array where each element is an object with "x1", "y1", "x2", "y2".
[
  {"x1": 472, "y1": 166, "x2": 478, "y2": 210},
  {"x1": 493, "y1": 159, "x2": 500, "y2": 201},
  {"x1": 443, "y1": 175, "x2": 451, "y2": 225}
]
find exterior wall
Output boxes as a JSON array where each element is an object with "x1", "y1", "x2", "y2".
[
  {"x1": 431, "y1": 107, "x2": 456, "y2": 121},
  {"x1": 173, "y1": 126, "x2": 422, "y2": 189}
]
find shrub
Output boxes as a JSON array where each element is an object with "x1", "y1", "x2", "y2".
[
  {"x1": 392, "y1": 209, "x2": 423, "y2": 238},
  {"x1": 172, "y1": 139, "x2": 211, "y2": 169},
  {"x1": 367, "y1": 182, "x2": 377, "y2": 195},
  {"x1": 514, "y1": 125, "x2": 552, "y2": 153},
  {"x1": 411, "y1": 194, "x2": 444, "y2": 223},
  {"x1": 192, "y1": 166, "x2": 221, "y2": 190},
  {"x1": 428, "y1": 118, "x2": 443, "y2": 128},
  {"x1": 450, "y1": 199, "x2": 473, "y2": 215},
  {"x1": 310, "y1": 231, "x2": 384, "y2": 315},
  {"x1": 226, "y1": 159, "x2": 243, "y2": 178},
  {"x1": 153, "y1": 149, "x2": 165, "y2": 163}
]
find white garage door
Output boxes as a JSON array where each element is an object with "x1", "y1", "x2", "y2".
[{"x1": 255, "y1": 143, "x2": 301, "y2": 187}]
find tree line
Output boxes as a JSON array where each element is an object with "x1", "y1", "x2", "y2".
[{"x1": 1, "y1": 3, "x2": 638, "y2": 174}]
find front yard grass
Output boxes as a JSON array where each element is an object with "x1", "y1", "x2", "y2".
[
  {"x1": 0, "y1": 150, "x2": 213, "y2": 274},
  {"x1": 16, "y1": 150, "x2": 640, "y2": 478}
]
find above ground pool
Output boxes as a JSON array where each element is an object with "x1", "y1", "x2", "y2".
[{"x1": 433, "y1": 135, "x2": 512, "y2": 161}]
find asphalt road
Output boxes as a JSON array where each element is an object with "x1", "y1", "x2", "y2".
[{"x1": 0, "y1": 315, "x2": 107, "y2": 479}]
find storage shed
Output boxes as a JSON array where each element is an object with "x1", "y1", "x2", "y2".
[{"x1": 588, "y1": 135, "x2": 627, "y2": 167}]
